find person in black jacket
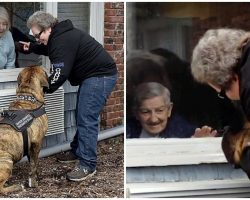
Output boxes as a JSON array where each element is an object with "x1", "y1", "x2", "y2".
[
  {"x1": 191, "y1": 28, "x2": 250, "y2": 177},
  {"x1": 20, "y1": 11, "x2": 117, "y2": 181}
]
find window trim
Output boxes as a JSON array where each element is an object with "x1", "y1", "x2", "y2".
[
  {"x1": 126, "y1": 137, "x2": 227, "y2": 167},
  {"x1": 0, "y1": 68, "x2": 23, "y2": 83},
  {"x1": 90, "y1": 2, "x2": 104, "y2": 45}
]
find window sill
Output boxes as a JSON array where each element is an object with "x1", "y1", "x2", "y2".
[
  {"x1": 126, "y1": 137, "x2": 227, "y2": 167},
  {"x1": 0, "y1": 68, "x2": 23, "y2": 82}
]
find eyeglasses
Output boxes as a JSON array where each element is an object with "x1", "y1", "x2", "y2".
[
  {"x1": 217, "y1": 89, "x2": 226, "y2": 99},
  {"x1": 33, "y1": 30, "x2": 44, "y2": 39}
]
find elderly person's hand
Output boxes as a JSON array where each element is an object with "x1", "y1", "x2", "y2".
[{"x1": 192, "y1": 125, "x2": 217, "y2": 138}]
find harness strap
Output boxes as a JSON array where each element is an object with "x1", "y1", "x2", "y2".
[
  {"x1": 22, "y1": 129, "x2": 30, "y2": 161},
  {"x1": 0, "y1": 104, "x2": 46, "y2": 160},
  {"x1": 32, "y1": 106, "x2": 46, "y2": 118}
]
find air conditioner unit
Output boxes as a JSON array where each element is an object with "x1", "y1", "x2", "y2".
[{"x1": 0, "y1": 87, "x2": 64, "y2": 136}]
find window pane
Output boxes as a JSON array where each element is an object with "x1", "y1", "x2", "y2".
[
  {"x1": 0, "y1": 2, "x2": 42, "y2": 68},
  {"x1": 126, "y1": 2, "x2": 247, "y2": 138}
]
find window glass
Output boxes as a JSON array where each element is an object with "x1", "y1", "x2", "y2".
[
  {"x1": 126, "y1": 2, "x2": 247, "y2": 139},
  {"x1": 0, "y1": 2, "x2": 42, "y2": 68}
]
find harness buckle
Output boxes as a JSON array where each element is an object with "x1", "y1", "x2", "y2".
[{"x1": 0, "y1": 107, "x2": 10, "y2": 118}]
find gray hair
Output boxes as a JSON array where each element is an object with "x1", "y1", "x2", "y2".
[
  {"x1": 133, "y1": 82, "x2": 172, "y2": 110},
  {"x1": 0, "y1": 6, "x2": 10, "y2": 31},
  {"x1": 191, "y1": 28, "x2": 246, "y2": 88},
  {"x1": 27, "y1": 11, "x2": 57, "y2": 30}
]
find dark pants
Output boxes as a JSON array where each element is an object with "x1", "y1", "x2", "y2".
[{"x1": 70, "y1": 74, "x2": 117, "y2": 171}]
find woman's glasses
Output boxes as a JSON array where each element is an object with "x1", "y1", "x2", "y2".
[{"x1": 33, "y1": 30, "x2": 44, "y2": 39}]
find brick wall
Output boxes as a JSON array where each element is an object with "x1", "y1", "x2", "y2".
[{"x1": 101, "y1": 2, "x2": 124, "y2": 129}]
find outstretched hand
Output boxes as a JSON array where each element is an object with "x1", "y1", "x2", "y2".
[
  {"x1": 19, "y1": 41, "x2": 30, "y2": 51},
  {"x1": 192, "y1": 125, "x2": 217, "y2": 138}
]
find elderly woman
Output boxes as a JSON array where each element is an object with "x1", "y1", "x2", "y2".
[
  {"x1": 127, "y1": 82, "x2": 218, "y2": 138},
  {"x1": 191, "y1": 28, "x2": 250, "y2": 178},
  {"x1": 191, "y1": 28, "x2": 250, "y2": 120},
  {"x1": 0, "y1": 6, "x2": 15, "y2": 69}
]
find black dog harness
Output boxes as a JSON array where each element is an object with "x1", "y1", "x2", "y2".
[{"x1": 0, "y1": 95, "x2": 46, "y2": 159}]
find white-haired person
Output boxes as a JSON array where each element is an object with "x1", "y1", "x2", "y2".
[
  {"x1": 127, "y1": 82, "x2": 218, "y2": 138},
  {"x1": 19, "y1": 11, "x2": 117, "y2": 182},
  {"x1": 191, "y1": 28, "x2": 250, "y2": 177},
  {"x1": 0, "y1": 6, "x2": 15, "y2": 69},
  {"x1": 191, "y1": 28, "x2": 250, "y2": 121}
]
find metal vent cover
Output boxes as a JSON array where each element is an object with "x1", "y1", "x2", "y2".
[{"x1": 0, "y1": 87, "x2": 64, "y2": 136}]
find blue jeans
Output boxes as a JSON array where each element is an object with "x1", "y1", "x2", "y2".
[{"x1": 70, "y1": 74, "x2": 117, "y2": 171}]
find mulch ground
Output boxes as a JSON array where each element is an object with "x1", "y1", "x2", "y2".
[{"x1": 0, "y1": 135, "x2": 124, "y2": 198}]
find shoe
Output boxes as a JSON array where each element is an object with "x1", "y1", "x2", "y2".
[
  {"x1": 66, "y1": 165, "x2": 97, "y2": 182},
  {"x1": 56, "y1": 151, "x2": 78, "y2": 163}
]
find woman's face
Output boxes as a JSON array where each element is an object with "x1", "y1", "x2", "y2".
[
  {"x1": 208, "y1": 75, "x2": 240, "y2": 100},
  {"x1": 31, "y1": 26, "x2": 51, "y2": 45},
  {"x1": 0, "y1": 18, "x2": 8, "y2": 37},
  {"x1": 136, "y1": 96, "x2": 172, "y2": 135}
]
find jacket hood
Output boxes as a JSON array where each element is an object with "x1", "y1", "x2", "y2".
[{"x1": 49, "y1": 19, "x2": 74, "y2": 39}]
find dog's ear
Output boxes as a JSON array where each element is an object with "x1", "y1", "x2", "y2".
[
  {"x1": 17, "y1": 73, "x2": 22, "y2": 86},
  {"x1": 41, "y1": 71, "x2": 49, "y2": 88}
]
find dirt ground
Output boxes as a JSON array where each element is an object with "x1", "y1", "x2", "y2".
[{"x1": 0, "y1": 135, "x2": 124, "y2": 198}]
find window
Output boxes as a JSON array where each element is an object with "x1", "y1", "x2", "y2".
[
  {"x1": 126, "y1": 3, "x2": 250, "y2": 197},
  {"x1": 126, "y1": 2, "x2": 247, "y2": 139},
  {"x1": 0, "y1": 2, "x2": 42, "y2": 69}
]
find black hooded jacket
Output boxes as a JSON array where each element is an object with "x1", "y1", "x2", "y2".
[
  {"x1": 30, "y1": 20, "x2": 117, "y2": 93},
  {"x1": 239, "y1": 41, "x2": 250, "y2": 121}
]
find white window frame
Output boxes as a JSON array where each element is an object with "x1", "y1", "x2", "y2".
[
  {"x1": 90, "y1": 2, "x2": 104, "y2": 45},
  {"x1": 126, "y1": 137, "x2": 227, "y2": 167},
  {"x1": 0, "y1": 2, "x2": 104, "y2": 82},
  {"x1": 126, "y1": 137, "x2": 250, "y2": 198}
]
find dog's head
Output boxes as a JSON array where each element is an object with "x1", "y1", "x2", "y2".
[{"x1": 17, "y1": 66, "x2": 49, "y2": 103}]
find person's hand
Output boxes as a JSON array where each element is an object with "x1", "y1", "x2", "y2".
[
  {"x1": 192, "y1": 125, "x2": 217, "y2": 138},
  {"x1": 19, "y1": 41, "x2": 30, "y2": 51}
]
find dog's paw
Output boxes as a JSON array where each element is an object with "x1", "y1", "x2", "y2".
[{"x1": 28, "y1": 178, "x2": 38, "y2": 188}]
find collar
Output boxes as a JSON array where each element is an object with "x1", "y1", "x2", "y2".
[{"x1": 17, "y1": 95, "x2": 37, "y2": 103}]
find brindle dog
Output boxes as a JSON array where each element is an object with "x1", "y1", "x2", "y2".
[
  {"x1": 0, "y1": 66, "x2": 48, "y2": 194},
  {"x1": 222, "y1": 121, "x2": 250, "y2": 179}
]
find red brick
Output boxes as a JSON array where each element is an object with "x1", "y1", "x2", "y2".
[
  {"x1": 103, "y1": 2, "x2": 124, "y2": 129},
  {"x1": 105, "y1": 16, "x2": 124, "y2": 23},
  {"x1": 105, "y1": 9, "x2": 117, "y2": 16}
]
